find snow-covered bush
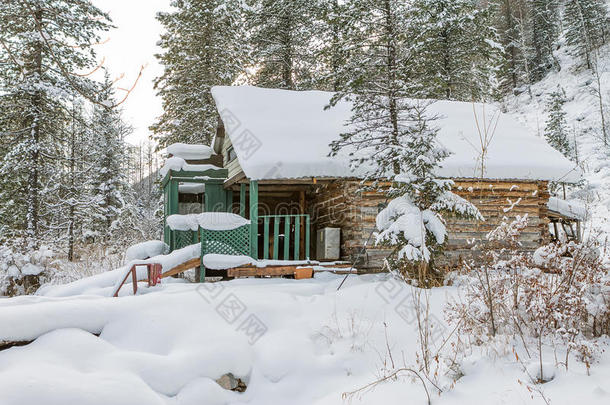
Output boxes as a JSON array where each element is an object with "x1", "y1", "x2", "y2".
[
  {"x1": 376, "y1": 188, "x2": 482, "y2": 286},
  {"x1": 446, "y1": 216, "x2": 610, "y2": 380},
  {"x1": 0, "y1": 242, "x2": 53, "y2": 296}
]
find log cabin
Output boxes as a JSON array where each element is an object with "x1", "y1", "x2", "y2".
[{"x1": 161, "y1": 85, "x2": 584, "y2": 274}]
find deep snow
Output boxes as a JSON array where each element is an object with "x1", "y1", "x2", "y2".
[{"x1": 0, "y1": 274, "x2": 608, "y2": 405}]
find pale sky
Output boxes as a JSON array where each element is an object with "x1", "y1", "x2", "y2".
[{"x1": 92, "y1": 0, "x2": 172, "y2": 145}]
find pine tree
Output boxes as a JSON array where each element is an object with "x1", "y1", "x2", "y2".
[
  {"x1": 247, "y1": 0, "x2": 318, "y2": 89},
  {"x1": 313, "y1": 0, "x2": 352, "y2": 91},
  {"x1": 407, "y1": 0, "x2": 501, "y2": 101},
  {"x1": 564, "y1": 0, "x2": 608, "y2": 69},
  {"x1": 89, "y1": 75, "x2": 132, "y2": 245},
  {"x1": 0, "y1": 0, "x2": 111, "y2": 247},
  {"x1": 544, "y1": 87, "x2": 573, "y2": 158},
  {"x1": 490, "y1": 0, "x2": 526, "y2": 91},
  {"x1": 529, "y1": 0, "x2": 559, "y2": 81},
  {"x1": 490, "y1": 0, "x2": 560, "y2": 93},
  {"x1": 152, "y1": 0, "x2": 246, "y2": 148},
  {"x1": 55, "y1": 100, "x2": 97, "y2": 260},
  {"x1": 329, "y1": 0, "x2": 481, "y2": 279}
]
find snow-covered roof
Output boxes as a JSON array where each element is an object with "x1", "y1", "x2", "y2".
[
  {"x1": 166, "y1": 143, "x2": 214, "y2": 160},
  {"x1": 178, "y1": 183, "x2": 205, "y2": 194},
  {"x1": 547, "y1": 197, "x2": 587, "y2": 220},
  {"x1": 159, "y1": 156, "x2": 222, "y2": 177},
  {"x1": 211, "y1": 85, "x2": 582, "y2": 183}
]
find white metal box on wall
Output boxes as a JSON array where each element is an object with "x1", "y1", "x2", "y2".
[{"x1": 316, "y1": 227, "x2": 341, "y2": 260}]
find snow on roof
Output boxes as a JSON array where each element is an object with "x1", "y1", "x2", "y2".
[
  {"x1": 166, "y1": 143, "x2": 213, "y2": 160},
  {"x1": 159, "y1": 156, "x2": 222, "y2": 177},
  {"x1": 166, "y1": 213, "x2": 250, "y2": 231},
  {"x1": 547, "y1": 197, "x2": 587, "y2": 220},
  {"x1": 178, "y1": 183, "x2": 205, "y2": 194},
  {"x1": 211, "y1": 85, "x2": 582, "y2": 183}
]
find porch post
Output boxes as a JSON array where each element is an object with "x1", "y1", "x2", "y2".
[
  {"x1": 249, "y1": 180, "x2": 259, "y2": 259},
  {"x1": 169, "y1": 178, "x2": 179, "y2": 215},
  {"x1": 168, "y1": 178, "x2": 179, "y2": 251},
  {"x1": 240, "y1": 183, "x2": 246, "y2": 218}
]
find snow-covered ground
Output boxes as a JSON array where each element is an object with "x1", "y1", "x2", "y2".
[
  {"x1": 0, "y1": 274, "x2": 608, "y2": 405},
  {"x1": 505, "y1": 37, "x2": 610, "y2": 248}
]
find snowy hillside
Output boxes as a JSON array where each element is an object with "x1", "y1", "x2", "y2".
[
  {"x1": 505, "y1": 37, "x2": 610, "y2": 247},
  {"x1": 0, "y1": 274, "x2": 608, "y2": 405}
]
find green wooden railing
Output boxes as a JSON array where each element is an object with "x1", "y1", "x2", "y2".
[
  {"x1": 167, "y1": 228, "x2": 198, "y2": 251},
  {"x1": 259, "y1": 214, "x2": 310, "y2": 260}
]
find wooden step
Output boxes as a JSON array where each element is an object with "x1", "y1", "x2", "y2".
[{"x1": 162, "y1": 257, "x2": 200, "y2": 278}]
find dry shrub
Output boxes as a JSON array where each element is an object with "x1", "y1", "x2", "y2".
[{"x1": 446, "y1": 215, "x2": 610, "y2": 379}]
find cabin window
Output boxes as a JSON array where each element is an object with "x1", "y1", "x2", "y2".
[{"x1": 226, "y1": 146, "x2": 237, "y2": 163}]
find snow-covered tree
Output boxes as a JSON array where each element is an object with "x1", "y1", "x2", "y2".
[
  {"x1": 407, "y1": 0, "x2": 501, "y2": 101},
  {"x1": 544, "y1": 87, "x2": 573, "y2": 158},
  {"x1": 489, "y1": 0, "x2": 528, "y2": 92},
  {"x1": 54, "y1": 100, "x2": 99, "y2": 260},
  {"x1": 490, "y1": 0, "x2": 561, "y2": 92},
  {"x1": 372, "y1": 105, "x2": 483, "y2": 282},
  {"x1": 329, "y1": 0, "x2": 482, "y2": 282},
  {"x1": 152, "y1": 0, "x2": 246, "y2": 148},
  {"x1": 0, "y1": 0, "x2": 111, "y2": 248},
  {"x1": 529, "y1": 0, "x2": 559, "y2": 81},
  {"x1": 564, "y1": 0, "x2": 608, "y2": 69},
  {"x1": 88, "y1": 74, "x2": 132, "y2": 244},
  {"x1": 313, "y1": 0, "x2": 353, "y2": 91},
  {"x1": 247, "y1": 0, "x2": 318, "y2": 89}
]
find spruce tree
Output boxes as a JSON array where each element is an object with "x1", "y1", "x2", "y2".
[
  {"x1": 53, "y1": 100, "x2": 97, "y2": 260},
  {"x1": 0, "y1": 0, "x2": 111, "y2": 247},
  {"x1": 529, "y1": 0, "x2": 559, "y2": 81},
  {"x1": 313, "y1": 0, "x2": 352, "y2": 91},
  {"x1": 564, "y1": 0, "x2": 608, "y2": 69},
  {"x1": 490, "y1": 0, "x2": 524, "y2": 92},
  {"x1": 407, "y1": 0, "x2": 501, "y2": 101},
  {"x1": 89, "y1": 75, "x2": 131, "y2": 245},
  {"x1": 152, "y1": 0, "x2": 246, "y2": 148},
  {"x1": 544, "y1": 87, "x2": 573, "y2": 158},
  {"x1": 247, "y1": 0, "x2": 318, "y2": 89},
  {"x1": 329, "y1": 0, "x2": 482, "y2": 280}
]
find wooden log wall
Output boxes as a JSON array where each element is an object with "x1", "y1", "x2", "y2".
[
  {"x1": 310, "y1": 179, "x2": 551, "y2": 272},
  {"x1": 443, "y1": 179, "x2": 551, "y2": 267}
]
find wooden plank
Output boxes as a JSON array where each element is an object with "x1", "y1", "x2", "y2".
[
  {"x1": 263, "y1": 217, "x2": 270, "y2": 259},
  {"x1": 226, "y1": 266, "x2": 315, "y2": 278},
  {"x1": 162, "y1": 257, "x2": 201, "y2": 278},
  {"x1": 250, "y1": 180, "x2": 258, "y2": 259},
  {"x1": 224, "y1": 172, "x2": 246, "y2": 188},
  {"x1": 295, "y1": 268, "x2": 314, "y2": 279},
  {"x1": 273, "y1": 217, "x2": 280, "y2": 259},
  {"x1": 294, "y1": 216, "x2": 300, "y2": 260},
  {"x1": 305, "y1": 215, "x2": 311, "y2": 260},
  {"x1": 299, "y1": 191, "x2": 306, "y2": 260},
  {"x1": 284, "y1": 216, "x2": 290, "y2": 260}
]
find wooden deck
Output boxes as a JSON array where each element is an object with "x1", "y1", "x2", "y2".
[{"x1": 161, "y1": 257, "x2": 356, "y2": 280}]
